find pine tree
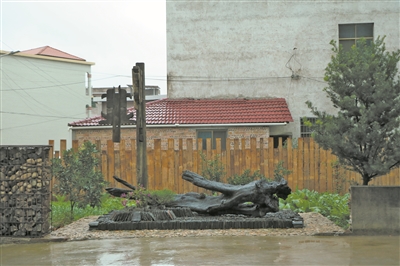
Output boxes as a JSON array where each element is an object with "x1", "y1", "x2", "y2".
[{"x1": 306, "y1": 36, "x2": 400, "y2": 185}]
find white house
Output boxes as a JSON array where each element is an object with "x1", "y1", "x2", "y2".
[
  {"x1": 90, "y1": 85, "x2": 166, "y2": 117},
  {"x1": 166, "y1": 0, "x2": 400, "y2": 139},
  {"x1": 0, "y1": 46, "x2": 94, "y2": 150}
]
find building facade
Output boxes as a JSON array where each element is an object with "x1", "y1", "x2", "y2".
[
  {"x1": 0, "y1": 46, "x2": 94, "y2": 150},
  {"x1": 69, "y1": 98, "x2": 293, "y2": 150},
  {"x1": 90, "y1": 85, "x2": 166, "y2": 117},
  {"x1": 166, "y1": 0, "x2": 400, "y2": 139}
]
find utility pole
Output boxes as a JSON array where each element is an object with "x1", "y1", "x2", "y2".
[{"x1": 132, "y1": 63, "x2": 148, "y2": 188}]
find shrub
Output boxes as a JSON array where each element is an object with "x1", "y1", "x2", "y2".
[
  {"x1": 121, "y1": 186, "x2": 176, "y2": 208},
  {"x1": 150, "y1": 189, "x2": 176, "y2": 206},
  {"x1": 200, "y1": 153, "x2": 225, "y2": 182},
  {"x1": 51, "y1": 141, "x2": 107, "y2": 220},
  {"x1": 227, "y1": 169, "x2": 270, "y2": 185},
  {"x1": 273, "y1": 161, "x2": 292, "y2": 181}
]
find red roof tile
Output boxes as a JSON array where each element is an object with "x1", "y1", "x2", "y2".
[
  {"x1": 69, "y1": 98, "x2": 293, "y2": 127},
  {"x1": 21, "y1": 46, "x2": 86, "y2": 61}
]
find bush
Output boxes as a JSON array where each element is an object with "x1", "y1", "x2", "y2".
[
  {"x1": 51, "y1": 141, "x2": 107, "y2": 220},
  {"x1": 121, "y1": 186, "x2": 175, "y2": 208},
  {"x1": 226, "y1": 161, "x2": 291, "y2": 185},
  {"x1": 150, "y1": 189, "x2": 176, "y2": 206},
  {"x1": 227, "y1": 169, "x2": 270, "y2": 185},
  {"x1": 279, "y1": 189, "x2": 350, "y2": 228},
  {"x1": 273, "y1": 161, "x2": 292, "y2": 181},
  {"x1": 200, "y1": 153, "x2": 225, "y2": 182}
]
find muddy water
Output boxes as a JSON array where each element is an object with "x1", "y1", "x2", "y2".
[{"x1": 1, "y1": 235, "x2": 399, "y2": 265}]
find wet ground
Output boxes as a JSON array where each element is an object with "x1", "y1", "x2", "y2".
[{"x1": 1, "y1": 235, "x2": 399, "y2": 265}]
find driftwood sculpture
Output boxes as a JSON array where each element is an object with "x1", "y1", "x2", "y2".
[
  {"x1": 167, "y1": 170, "x2": 291, "y2": 217},
  {"x1": 105, "y1": 176, "x2": 136, "y2": 198},
  {"x1": 105, "y1": 170, "x2": 291, "y2": 218}
]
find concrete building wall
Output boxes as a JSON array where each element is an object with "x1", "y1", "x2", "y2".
[
  {"x1": 1, "y1": 53, "x2": 93, "y2": 150},
  {"x1": 166, "y1": 0, "x2": 400, "y2": 138},
  {"x1": 351, "y1": 186, "x2": 400, "y2": 235}
]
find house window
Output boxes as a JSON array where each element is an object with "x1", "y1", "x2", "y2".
[
  {"x1": 272, "y1": 135, "x2": 290, "y2": 148},
  {"x1": 339, "y1": 23, "x2": 373, "y2": 51},
  {"x1": 197, "y1": 130, "x2": 227, "y2": 150},
  {"x1": 300, "y1": 117, "x2": 316, "y2": 138}
]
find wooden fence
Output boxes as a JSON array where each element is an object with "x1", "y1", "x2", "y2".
[{"x1": 48, "y1": 138, "x2": 400, "y2": 195}]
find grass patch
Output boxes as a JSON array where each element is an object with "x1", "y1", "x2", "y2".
[{"x1": 51, "y1": 193, "x2": 125, "y2": 229}]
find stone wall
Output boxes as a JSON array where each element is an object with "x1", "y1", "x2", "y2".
[{"x1": 0, "y1": 146, "x2": 51, "y2": 237}]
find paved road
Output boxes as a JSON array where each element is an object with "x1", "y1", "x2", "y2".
[{"x1": 1, "y1": 235, "x2": 399, "y2": 265}]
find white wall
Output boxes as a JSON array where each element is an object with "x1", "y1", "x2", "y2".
[
  {"x1": 167, "y1": 0, "x2": 400, "y2": 138},
  {"x1": 1, "y1": 53, "x2": 93, "y2": 150}
]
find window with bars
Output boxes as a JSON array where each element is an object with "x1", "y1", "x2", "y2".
[
  {"x1": 197, "y1": 130, "x2": 227, "y2": 150},
  {"x1": 339, "y1": 23, "x2": 374, "y2": 51},
  {"x1": 300, "y1": 117, "x2": 316, "y2": 138}
]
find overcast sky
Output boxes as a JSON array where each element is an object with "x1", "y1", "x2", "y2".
[{"x1": 1, "y1": 0, "x2": 167, "y2": 94}]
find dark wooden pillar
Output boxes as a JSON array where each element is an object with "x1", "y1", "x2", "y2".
[{"x1": 132, "y1": 63, "x2": 148, "y2": 188}]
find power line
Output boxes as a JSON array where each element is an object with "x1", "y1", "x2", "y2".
[
  {"x1": 0, "y1": 110, "x2": 84, "y2": 120},
  {"x1": 300, "y1": 76, "x2": 327, "y2": 84},
  {"x1": 0, "y1": 76, "x2": 117, "y2": 91},
  {"x1": 0, "y1": 116, "x2": 75, "y2": 131}
]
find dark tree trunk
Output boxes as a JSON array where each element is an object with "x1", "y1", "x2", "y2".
[{"x1": 362, "y1": 175, "x2": 370, "y2": 186}]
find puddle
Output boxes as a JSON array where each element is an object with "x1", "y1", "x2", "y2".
[{"x1": 1, "y1": 235, "x2": 399, "y2": 265}]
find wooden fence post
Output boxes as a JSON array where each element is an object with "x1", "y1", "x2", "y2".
[{"x1": 50, "y1": 137, "x2": 399, "y2": 194}]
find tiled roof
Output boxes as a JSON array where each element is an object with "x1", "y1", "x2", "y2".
[
  {"x1": 68, "y1": 98, "x2": 293, "y2": 127},
  {"x1": 21, "y1": 46, "x2": 86, "y2": 61}
]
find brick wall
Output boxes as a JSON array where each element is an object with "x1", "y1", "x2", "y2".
[{"x1": 71, "y1": 126, "x2": 270, "y2": 150}]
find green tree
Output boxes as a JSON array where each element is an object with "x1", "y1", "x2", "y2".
[
  {"x1": 306, "y1": 36, "x2": 400, "y2": 185},
  {"x1": 52, "y1": 141, "x2": 107, "y2": 219}
]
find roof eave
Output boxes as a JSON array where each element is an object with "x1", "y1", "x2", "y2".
[
  {"x1": 0, "y1": 50, "x2": 95, "y2": 65},
  {"x1": 69, "y1": 122, "x2": 289, "y2": 130}
]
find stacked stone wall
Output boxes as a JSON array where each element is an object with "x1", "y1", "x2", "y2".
[{"x1": 0, "y1": 146, "x2": 51, "y2": 237}]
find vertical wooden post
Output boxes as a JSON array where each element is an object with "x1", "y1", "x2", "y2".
[
  {"x1": 60, "y1": 139, "x2": 67, "y2": 160},
  {"x1": 250, "y1": 137, "x2": 257, "y2": 174},
  {"x1": 153, "y1": 139, "x2": 162, "y2": 190},
  {"x1": 234, "y1": 139, "x2": 240, "y2": 176},
  {"x1": 297, "y1": 138, "x2": 304, "y2": 190},
  {"x1": 107, "y1": 140, "x2": 115, "y2": 186},
  {"x1": 72, "y1": 140, "x2": 79, "y2": 152},
  {"x1": 120, "y1": 139, "x2": 126, "y2": 181},
  {"x1": 268, "y1": 137, "x2": 274, "y2": 179},
  {"x1": 226, "y1": 138, "x2": 232, "y2": 179},
  {"x1": 167, "y1": 139, "x2": 175, "y2": 191},
  {"x1": 132, "y1": 62, "x2": 148, "y2": 188},
  {"x1": 48, "y1": 140, "x2": 54, "y2": 189},
  {"x1": 286, "y1": 138, "x2": 293, "y2": 188},
  {"x1": 197, "y1": 138, "x2": 204, "y2": 193}
]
